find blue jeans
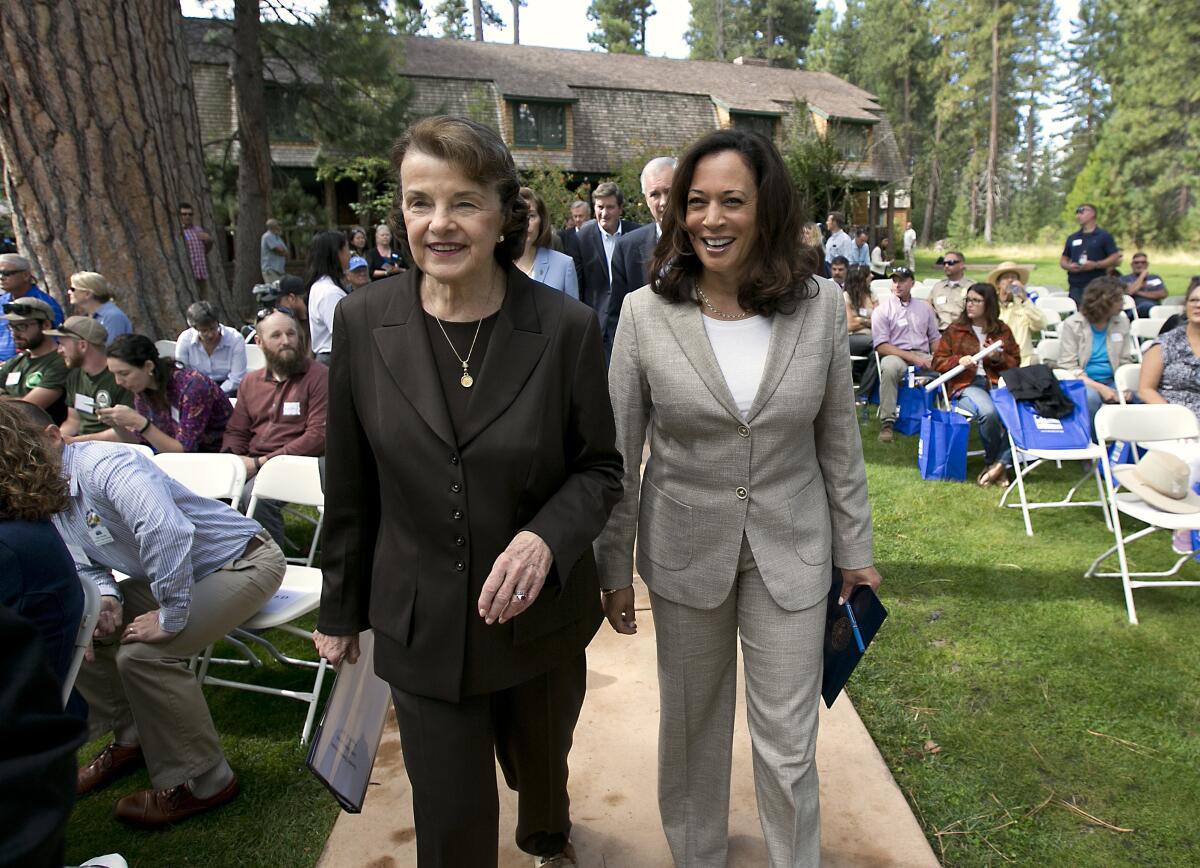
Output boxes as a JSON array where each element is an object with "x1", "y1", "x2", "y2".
[
  {"x1": 1085, "y1": 378, "x2": 1116, "y2": 429},
  {"x1": 957, "y1": 379, "x2": 1012, "y2": 467}
]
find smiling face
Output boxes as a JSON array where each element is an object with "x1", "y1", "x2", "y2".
[
  {"x1": 684, "y1": 149, "x2": 758, "y2": 284},
  {"x1": 106, "y1": 357, "x2": 155, "y2": 393},
  {"x1": 400, "y1": 149, "x2": 504, "y2": 288},
  {"x1": 593, "y1": 195, "x2": 622, "y2": 234}
]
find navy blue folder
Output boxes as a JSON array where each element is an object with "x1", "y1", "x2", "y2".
[{"x1": 822, "y1": 567, "x2": 887, "y2": 708}]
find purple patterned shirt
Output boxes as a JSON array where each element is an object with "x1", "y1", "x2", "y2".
[
  {"x1": 183, "y1": 225, "x2": 210, "y2": 280},
  {"x1": 135, "y1": 366, "x2": 232, "y2": 452}
]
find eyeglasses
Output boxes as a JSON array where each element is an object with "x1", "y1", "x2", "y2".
[
  {"x1": 941, "y1": 260, "x2": 961, "y2": 267},
  {"x1": 0, "y1": 269, "x2": 26, "y2": 277},
  {"x1": 2, "y1": 302, "x2": 43, "y2": 316}
]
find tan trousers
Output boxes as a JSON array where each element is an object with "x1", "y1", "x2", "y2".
[
  {"x1": 878, "y1": 351, "x2": 932, "y2": 422},
  {"x1": 650, "y1": 536, "x2": 826, "y2": 868},
  {"x1": 77, "y1": 532, "x2": 285, "y2": 789}
]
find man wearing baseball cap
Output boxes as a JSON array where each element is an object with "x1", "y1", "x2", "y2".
[
  {"x1": 0, "y1": 253, "x2": 65, "y2": 362},
  {"x1": 0, "y1": 297, "x2": 68, "y2": 423},
  {"x1": 346, "y1": 254, "x2": 371, "y2": 291},
  {"x1": 47, "y1": 316, "x2": 134, "y2": 440}
]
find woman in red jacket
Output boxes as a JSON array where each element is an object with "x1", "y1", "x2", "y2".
[{"x1": 931, "y1": 282, "x2": 1022, "y2": 487}]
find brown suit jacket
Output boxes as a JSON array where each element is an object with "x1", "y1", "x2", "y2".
[{"x1": 317, "y1": 268, "x2": 623, "y2": 702}]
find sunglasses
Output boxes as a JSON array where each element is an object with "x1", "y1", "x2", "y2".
[
  {"x1": 941, "y1": 260, "x2": 961, "y2": 266},
  {"x1": 0, "y1": 269, "x2": 26, "y2": 277},
  {"x1": 1075, "y1": 206, "x2": 1091, "y2": 214},
  {"x1": 2, "y1": 302, "x2": 44, "y2": 317},
  {"x1": 256, "y1": 305, "x2": 296, "y2": 322}
]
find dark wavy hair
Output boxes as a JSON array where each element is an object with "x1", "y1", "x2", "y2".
[
  {"x1": 519, "y1": 187, "x2": 553, "y2": 250},
  {"x1": 388, "y1": 116, "x2": 529, "y2": 266},
  {"x1": 956, "y1": 282, "x2": 1002, "y2": 333},
  {"x1": 649, "y1": 129, "x2": 819, "y2": 316},
  {"x1": 304, "y1": 230, "x2": 348, "y2": 293},
  {"x1": 0, "y1": 399, "x2": 70, "y2": 520},
  {"x1": 106, "y1": 333, "x2": 176, "y2": 408},
  {"x1": 1080, "y1": 275, "x2": 1126, "y2": 324},
  {"x1": 843, "y1": 265, "x2": 873, "y2": 313}
]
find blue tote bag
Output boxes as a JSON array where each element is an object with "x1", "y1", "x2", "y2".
[
  {"x1": 991, "y1": 379, "x2": 1091, "y2": 451},
  {"x1": 917, "y1": 409, "x2": 970, "y2": 481},
  {"x1": 895, "y1": 383, "x2": 935, "y2": 436}
]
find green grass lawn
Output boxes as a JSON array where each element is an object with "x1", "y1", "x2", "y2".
[
  {"x1": 913, "y1": 245, "x2": 1200, "y2": 300},
  {"x1": 852, "y1": 420, "x2": 1200, "y2": 866},
  {"x1": 63, "y1": 437, "x2": 1200, "y2": 866}
]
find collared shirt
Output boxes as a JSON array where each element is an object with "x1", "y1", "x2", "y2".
[
  {"x1": 261, "y1": 231, "x2": 287, "y2": 273},
  {"x1": 600, "y1": 224, "x2": 623, "y2": 279},
  {"x1": 871, "y1": 291, "x2": 941, "y2": 353},
  {"x1": 309, "y1": 276, "x2": 347, "y2": 355},
  {"x1": 1120, "y1": 272, "x2": 1166, "y2": 297},
  {"x1": 824, "y1": 229, "x2": 854, "y2": 264},
  {"x1": 221, "y1": 359, "x2": 328, "y2": 460},
  {"x1": 52, "y1": 442, "x2": 261, "y2": 631},
  {"x1": 0, "y1": 285, "x2": 65, "y2": 361},
  {"x1": 175, "y1": 324, "x2": 247, "y2": 393},
  {"x1": 183, "y1": 225, "x2": 210, "y2": 280},
  {"x1": 1062, "y1": 226, "x2": 1118, "y2": 293},
  {"x1": 929, "y1": 278, "x2": 969, "y2": 329},
  {"x1": 849, "y1": 241, "x2": 871, "y2": 267},
  {"x1": 92, "y1": 300, "x2": 132, "y2": 342}
]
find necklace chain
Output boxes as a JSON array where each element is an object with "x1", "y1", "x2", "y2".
[
  {"x1": 429, "y1": 277, "x2": 499, "y2": 388},
  {"x1": 695, "y1": 283, "x2": 751, "y2": 320}
]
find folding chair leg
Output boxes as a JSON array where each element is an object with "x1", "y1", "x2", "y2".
[
  {"x1": 301, "y1": 657, "x2": 330, "y2": 745},
  {"x1": 1094, "y1": 461, "x2": 1113, "y2": 531},
  {"x1": 1109, "y1": 508, "x2": 1140, "y2": 625},
  {"x1": 1009, "y1": 443, "x2": 1034, "y2": 537}
]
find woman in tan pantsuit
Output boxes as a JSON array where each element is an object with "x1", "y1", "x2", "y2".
[{"x1": 595, "y1": 129, "x2": 883, "y2": 867}]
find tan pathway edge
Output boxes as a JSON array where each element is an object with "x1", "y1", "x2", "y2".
[{"x1": 319, "y1": 581, "x2": 939, "y2": 867}]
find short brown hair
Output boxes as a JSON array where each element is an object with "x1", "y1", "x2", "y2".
[
  {"x1": 388, "y1": 116, "x2": 529, "y2": 265},
  {"x1": 592, "y1": 181, "x2": 624, "y2": 209},
  {"x1": 1080, "y1": 275, "x2": 1125, "y2": 323},
  {"x1": 649, "y1": 128, "x2": 819, "y2": 317},
  {"x1": 518, "y1": 188, "x2": 553, "y2": 250},
  {"x1": 0, "y1": 399, "x2": 69, "y2": 521}
]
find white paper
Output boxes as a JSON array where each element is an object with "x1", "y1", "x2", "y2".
[
  {"x1": 1033, "y1": 416, "x2": 1064, "y2": 432},
  {"x1": 5, "y1": 371, "x2": 19, "y2": 386},
  {"x1": 74, "y1": 393, "x2": 96, "y2": 414},
  {"x1": 306, "y1": 630, "x2": 391, "y2": 813},
  {"x1": 283, "y1": 401, "x2": 301, "y2": 416}
]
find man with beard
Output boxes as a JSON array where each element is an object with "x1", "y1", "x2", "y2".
[
  {"x1": 46, "y1": 316, "x2": 133, "y2": 440},
  {"x1": 221, "y1": 309, "x2": 327, "y2": 547},
  {"x1": 0, "y1": 298, "x2": 68, "y2": 423}
]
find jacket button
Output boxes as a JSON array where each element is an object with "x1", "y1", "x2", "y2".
[
  {"x1": 451, "y1": 509, "x2": 463, "y2": 520},
  {"x1": 737, "y1": 425, "x2": 750, "y2": 437},
  {"x1": 455, "y1": 560, "x2": 465, "y2": 572},
  {"x1": 449, "y1": 454, "x2": 459, "y2": 465},
  {"x1": 450, "y1": 482, "x2": 462, "y2": 493},
  {"x1": 736, "y1": 487, "x2": 748, "y2": 499},
  {"x1": 455, "y1": 536, "x2": 466, "y2": 547}
]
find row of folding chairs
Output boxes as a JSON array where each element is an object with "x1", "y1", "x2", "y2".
[{"x1": 154, "y1": 339, "x2": 267, "y2": 372}]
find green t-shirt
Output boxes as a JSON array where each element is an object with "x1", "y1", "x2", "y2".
[
  {"x1": 65, "y1": 366, "x2": 134, "y2": 435},
  {"x1": 0, "y1": 349, "x2": 68, "y2": 423}
]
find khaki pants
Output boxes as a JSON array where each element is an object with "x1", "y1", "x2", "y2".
[
  {"x1": 77, "y1": 533, "x2": 285, "y2": 789},
  {"x1": 878, "y1": 351, "x2": 931, "y2": 422}
]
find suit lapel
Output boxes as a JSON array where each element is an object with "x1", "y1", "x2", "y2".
[
  {"x1": 456, "y1": 270, "x2": 550, "y2": 448},
  {"x1": 747, "y1": 290, "x2": 811, "y2": 422},
  {"x1": 372, "y1": 270, "x2": 456, "y2": 448},
  {"x1": 662, "y1": 292, "x2": 743, "y2": 423}
]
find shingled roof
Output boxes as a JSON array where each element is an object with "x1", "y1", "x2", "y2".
[{"x1": 400, "y1": 37, "x2": 886, "y2": 123}]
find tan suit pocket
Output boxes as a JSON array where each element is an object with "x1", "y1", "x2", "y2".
[
  {"x1": 788, "y1": 476, "x2": 831, "y2": 566},
  {"x1": 638, "y1": 480, "x2": 694, "y2": 570}
]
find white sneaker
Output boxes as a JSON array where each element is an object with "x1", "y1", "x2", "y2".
[{"x1": 78, "y1": 856, "x2": 130, "y2": 868}]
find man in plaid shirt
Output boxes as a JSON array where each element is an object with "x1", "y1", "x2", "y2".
[{"x1": 180, "y1": 202, "x2": 213, "y2": 293}]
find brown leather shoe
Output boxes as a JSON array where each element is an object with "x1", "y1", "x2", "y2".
[
  {"x1": 878, "y1": 420, "x2": 895, "y2": 443},
  {"x1": 114, "y1": 775, "x2": 239, "y2": 828},
  {"x1": 977, "y1": 461, "x2": 1008, "y2": 487},
  {"x1": 77, "y1": 743, "x2": 144, "y2": 796}
]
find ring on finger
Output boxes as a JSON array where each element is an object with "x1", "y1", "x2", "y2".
[{"x1": 513, "y1": 591, "x2": 528, "y2": 602}]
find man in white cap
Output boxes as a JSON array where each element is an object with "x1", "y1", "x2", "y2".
[
  {"x1": 0, "y1": 297, "x2": 68, "y2": 423},
  {"x1": 47, "y1": 316, "x2": 134, "y2": 440},
  {"x1": 0, "y1": 253, "x2": 64, "y2": 361}
]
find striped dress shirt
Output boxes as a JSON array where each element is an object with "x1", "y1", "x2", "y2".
[{"x1": 52, "y1": 442, "x2": 262, "y2": 632}]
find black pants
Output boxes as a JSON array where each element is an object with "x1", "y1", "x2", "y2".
[{"x1": 391, "y1": 652, "x2": 587, "y2": 867}]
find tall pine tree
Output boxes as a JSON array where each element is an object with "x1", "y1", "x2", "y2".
[{"x1": 587, "y1": 0, "x2": 656, "y2": 54}]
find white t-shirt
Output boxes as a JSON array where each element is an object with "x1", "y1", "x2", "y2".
[
  {"x1": 309, "y1": 276, "x2": 347, "y2": 355},
  {"x1": 702, "y1": 314, "x2": 773, "y2": 420}
]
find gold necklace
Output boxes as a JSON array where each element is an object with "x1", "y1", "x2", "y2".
[
  {"x1": 696, "y1": 283, "x2": 751, "y2": 320},
  {"x1": 430, "y1": 277, "x2": 499, "y2": 388}
]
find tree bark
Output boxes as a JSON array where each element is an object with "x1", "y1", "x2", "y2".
[
  {"x1": 984, "y1": 2, "x2": 1000, "y2": 243},
  {"x1": 920, "y1": 113, "x2": 942, "y2": 245},
  {"x1": 233, "y1": 0, "x2": 271, "y2": 313},
  {"x1": 0, "y1": 0, "x2": 233, "y2": 337},
  {"x1": 511, "y1": 0, "x2": 520, "y2": 43},
  {"x1": 715, "y1": 0, "x2": 725, "y2": 61},
  {"x1": 472, "y1": 0, "x2": 484, "y2": 41}
]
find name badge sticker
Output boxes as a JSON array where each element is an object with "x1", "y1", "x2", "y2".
[
  {"x1": 1148, "y1": 278, "x2": 1162, "y2": 286},
  {"x1": 283, "y1": 401, "x2": 302, "y2": 416},
  {"x1": 858, "y1": 308, "x2": 868, "y2": 316},
  {"x1": 74, "y1": 393, "x2": 96, "y2": 414},
  {"x1": 1071, "y1": 238, "x2": 1083, "y2": 246},
  {"x1": 937, "y1": 296, "x2": 947, "y2": 304},
  {"x1": 89, "y1": 525, "x2": 115, "y2": 546},
  {"x1": 5, "y1": 371, "x2": 19, "y2": 387},
  {"x1": 1113, "y1": 334, "x2": 1124, "y2": 343},
  {"x1": 171, "y1": 406, "x2": 181, "y2": 423}
]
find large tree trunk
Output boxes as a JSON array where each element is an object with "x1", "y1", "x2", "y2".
[
  {"x1": 233, "y1": 0, "x2": 271, "y2": 312},
  {"x1": 920, "y1": 113, "x2": 942, "y2": 245},
  {"x1": 984, "y1": 3, "x2": 1000, "y2": 243},
  {"x1": 715, "y1": 0, "x2": 725, "y2": 61},
  {"x1": 0, "y1": 0, "x2": 232, "y2": 338},
  {"x1": 472, "y1": 0, "x2": 484, "y2": 40},
  {"x1": 511, "y1": 0, "x2": 520, "y2": 43}
]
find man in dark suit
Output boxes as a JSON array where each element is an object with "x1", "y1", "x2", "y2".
[
  {"x1": 556, "y1": 200, "x2": 589, "y2": 283},
  {"x1": 605, "y1": 156, "x2": 676, "y2": 353},
  {"x1": 576, "y1": 183, "x2": 640, "y2": 332}
]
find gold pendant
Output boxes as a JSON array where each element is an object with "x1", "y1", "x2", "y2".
[{"x1": 460, "y1": 372, "x2": 474, "y2": 388}]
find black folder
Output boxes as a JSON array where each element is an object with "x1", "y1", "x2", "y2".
[{"x1": 822, "y1": 567, "x2": 887, "y2": 708}]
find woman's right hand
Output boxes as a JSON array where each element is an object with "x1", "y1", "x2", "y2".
[
  {"x1": 958, "y1": 355, "x2": 977, "y2": 370},
  {"x1": 1097, "y1": 383, "x2": 1119, "y2": 404},
  {"x1": 602, "y1": 586, "x2": 637, "y2": 635},
  {"x1": 312, "y1": 630, "x2": 360, "y2": 666}
]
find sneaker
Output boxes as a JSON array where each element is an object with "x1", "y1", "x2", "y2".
[
  {"x1": 1172, "y1": 529, "x2": 1196, "y2": 555},
  {"x1": 878, "y1": 420, "x2": 895, "y2": 443},
  {"x1": 535, "y1": 843, "x2": 577, "y2": 867}
]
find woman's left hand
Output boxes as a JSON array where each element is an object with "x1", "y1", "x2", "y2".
[
  {"x1": 120, "y1": 610, "x2": 178, "y2": 644},
  {"x1": 838, "y1": 565, "x2": 883, "y2": 606},
  {"x1": 478, "y1": 531, "x2": 553, "y2": 625},
  {"x1": 97, "y1": 405, "x2": 146, "y2": 432}
]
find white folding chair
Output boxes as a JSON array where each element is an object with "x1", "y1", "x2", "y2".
[
  {"x1": 1161, "y1": 295, "x2": 1186, "y2": 308},
  {"x1": 154, "y1": 339, "x2": 176, "y2": 358},
  {"x1": 910, "y1": 284, "x2": 932, "y2": 301},
  {"x1": 1148, "y1": 306, "x2": 1175, "y2": 321},
  {"x1": 62, "y1": 574, "x2": 102, "y2": 708},
  {"x1": 1035, "y1": 337, "x2": 1061, "y2": 367},
  {"x1": 1087, "y1": 405, "x2": 1200, "y2": 624},
  {"x1": 1036, "y1": 308, "x2": 1063, "y2": 339},
  {"x1": 1121, "y1": 294, "x2": 1137, "y2": 315},
  {"x1": 244, "y1": 343, "x2": 267, "y2": 372},
  {"x1": 1129, "y1": 318, "x2": 1165, "y2": 361},
  {"x1": 152, "y1": 452, "x2": 247, "y2": 509},
  {"x1": 1114, "y1": 363, "x2": 1141, "y2": 404},
  {"x1": 197, "y1": 455, "x2": 327, "y2": 742},
  {"x1": 994, "y1": 374, "x2": 1109, "y2": 537},
  {"x1": 1037, "y1": 296, "x2": 1077, "y2": 317}
]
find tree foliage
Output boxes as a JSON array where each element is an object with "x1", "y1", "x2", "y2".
[
  {"x1": 686, "y1": 0, "x2": 817, "y2": 67},
  {"x1": 586, "y1": 0, "x2": 656, "y2": 54}
]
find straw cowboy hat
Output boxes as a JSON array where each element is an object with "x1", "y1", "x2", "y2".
[
  {"x1": 1113, "y1": 450, "x2": 1200, "y2": 514},
  {"x1": 985, "y1": 261, "x2": 1032, "y2": 288}
]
